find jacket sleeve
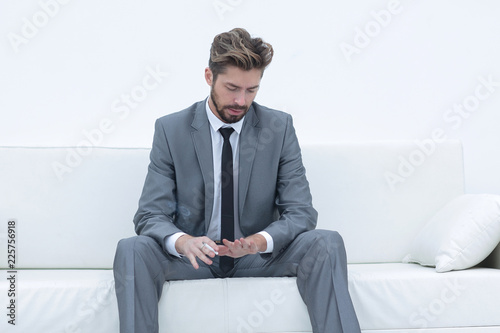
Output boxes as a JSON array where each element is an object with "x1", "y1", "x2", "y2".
[
  {"x1": 133, "y1": 118, "x2": 184, "y2": 252},
  {"x1": 262, "y1": 115, "x2": 318, "y2": 257}
]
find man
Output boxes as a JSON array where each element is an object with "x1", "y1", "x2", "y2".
[{"x1": 113, "y1": 28, "x2": 361, "y2": 333}]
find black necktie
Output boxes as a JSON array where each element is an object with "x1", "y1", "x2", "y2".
[{"x1": 219, "y1": 127, "x2": 235, "y2": 273}]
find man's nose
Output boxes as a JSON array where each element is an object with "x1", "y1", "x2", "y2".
[{"x1": 234, "y1": 92, "x2": 245, "y2": 106}]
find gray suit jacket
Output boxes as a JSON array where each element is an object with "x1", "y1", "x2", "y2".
[{"x1": 134, "y1": 100, "x2": 317, "y2": 258}]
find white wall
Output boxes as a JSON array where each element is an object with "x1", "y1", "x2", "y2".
[{"x1": 1, "y1": 0, "x2": 499, "y2": 194}]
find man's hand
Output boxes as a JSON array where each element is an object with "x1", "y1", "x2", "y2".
[
  {"x1": 218, "y1": 234, "x2": 267, "y2": 258},
  {"x1": 175, "y1": 235, "x2": 219, "y2": 269}
]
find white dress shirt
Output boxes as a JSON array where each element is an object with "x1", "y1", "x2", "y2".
[{"x1": 165, "y1": 99, "x2": 273, "y2": 257}]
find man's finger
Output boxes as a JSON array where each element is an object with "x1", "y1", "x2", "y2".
[
  {"x1": 195, "y1": 247, "x2": 213, "y2": 266},
  {"x1": 187, "y1": 253, "x2": 199, "y2": 270},
  {"x1": 241, "y1": 238, "x2": 257, "y2": 252},
  {"x1": 217, "y1": 245, "x2": 230, "y2": 256}
]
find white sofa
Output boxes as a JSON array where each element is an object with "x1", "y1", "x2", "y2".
[{"x1": 1, "y1": 141, "x2": 500, "y2": 333}]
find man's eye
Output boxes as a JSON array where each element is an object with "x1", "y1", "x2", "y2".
[{"x1": 227, "y1": 86, "x2": 237, "y2": 92}]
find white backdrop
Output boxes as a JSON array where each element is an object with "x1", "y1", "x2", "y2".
[{"x1": 1, "y1": 0, "x2": 499, "y2": 194}]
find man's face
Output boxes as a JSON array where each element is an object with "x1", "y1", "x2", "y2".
[{"x1": 205, "y1": 65, "x2": 262, "y2": 124}]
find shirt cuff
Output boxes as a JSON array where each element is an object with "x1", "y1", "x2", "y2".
[
  {"x1": 165, "y1": 232, "x2": 187, "y2": 257},
  {"x1": 257, "y1": 231, "x2": 274, "y2": 254}
]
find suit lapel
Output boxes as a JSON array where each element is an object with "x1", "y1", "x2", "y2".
[
  {"x1": 238, "y1": 105, "x2": 261, "y2": 218},
  {"x1": 191, "y1": 100, "x2": 214, "y2": 232}
]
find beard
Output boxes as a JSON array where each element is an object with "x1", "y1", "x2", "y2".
[{"x1": 210, "y1": 87, "x2": 250, "y2": 124}]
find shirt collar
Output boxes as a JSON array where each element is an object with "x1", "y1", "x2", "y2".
[{"x1": 205, "y1": 98, "x2": 244, "y2": 134}]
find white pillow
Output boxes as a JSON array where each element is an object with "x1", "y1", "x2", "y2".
[{"x1": 402, "y1": 194, "x2": 500, "y2": 272}]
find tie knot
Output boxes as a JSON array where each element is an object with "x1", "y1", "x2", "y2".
[{"x1": 219, "y1": 127, "x2": 234, "y2": 141}]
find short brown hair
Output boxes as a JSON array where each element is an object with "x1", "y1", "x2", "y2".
[{"x1": 209, "y1": 28, "x2": 274, "y2": 81}]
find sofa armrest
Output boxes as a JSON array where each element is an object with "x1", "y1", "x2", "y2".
[{"x1": 480, "y1": 242, "x2": 500, "y2": 269}]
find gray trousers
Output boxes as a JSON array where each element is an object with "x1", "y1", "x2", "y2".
[{"x1": 113, "y1": 229, "x2": 361, "y2": 333}]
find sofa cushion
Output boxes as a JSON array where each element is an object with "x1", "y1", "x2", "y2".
[
  {"x1": 0, "y1": 147, "x2": 148, "y2": 269},
  {"x1": 4, "y1": 265, "x2": 500, "y2": 332},
  {"x1": 348, "y1": 263, "x2": 500, "y2": 330},
  {"x1": 302, "y1": 141, "x2": 464, "y2": 264},
  {"x1": 403, "y1": 194, "x2": 500, "y2": 272},
  {"x1": 0, "y1": 270, "x2": 118, "y2": 332},
  {"x1": 0, "y1": 270, "x2": 311, "y2": 333},
  {"x1": 0, "y1": 142, "x2": 465, "y2": 269},
  {"x1": 159, "y1": 277, "x2": 311, "y2": 332}
]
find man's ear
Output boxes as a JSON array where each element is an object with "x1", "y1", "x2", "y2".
[{"x1": 205, "y1": 68, "x2": 213, "y2": 86}]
